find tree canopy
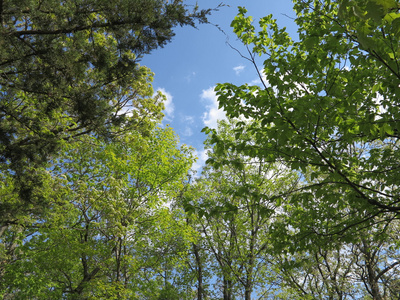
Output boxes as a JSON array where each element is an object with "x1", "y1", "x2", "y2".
[
  {"x1": 1, "y1": 126, "x2": 195, "y2": 299},
  {"x1": 2, "y1": 0, "x2": 400, "y2": 298},
  {"x1": 0, "y1": 0, "x2": 210, "y2": 201},
  {"x1": 212, "y1": 0, "x2": 400, "y2": 236}
]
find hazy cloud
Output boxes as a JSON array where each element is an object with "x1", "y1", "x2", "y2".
[{"x1": 249, "y1": 68, "x2": 267, "y2": 86}]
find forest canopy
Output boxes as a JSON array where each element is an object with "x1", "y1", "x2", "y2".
[
  {"x1": 212, "y1": 0, "x2": 400, "y2": 231},
  {"x1": 0, "y1": 0, "x2": 210, "y2": 202},
  {"x1": 1, "y1": 0, "x2": 400, "y2": 299}
]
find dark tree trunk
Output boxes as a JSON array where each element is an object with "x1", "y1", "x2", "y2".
[{"x1": 193, "y1": 242, "x2": 204, "y2": 300}]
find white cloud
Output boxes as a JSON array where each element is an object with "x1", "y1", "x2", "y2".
[
  {"x1": 201, "y1": 87, "x2": 226, "y2": 129},
  {"x1": 157, "y1": 88, "x2": 174, "y2": 120},
  {"x1": 191, "y1": 147, "x2": 210, "y2": 175},
  {"x1": 233, "y1": 65, "x2": 245, "y2": 75}
]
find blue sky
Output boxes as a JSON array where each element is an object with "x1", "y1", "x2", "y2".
[{"x1": 141, "y1": 0, "x2": 298, "y2": 172}]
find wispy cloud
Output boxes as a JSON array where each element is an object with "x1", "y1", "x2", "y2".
[
  {"x1": 185, "y1": 71, "x2": 196, "y2": 83},
  {"x1": 180, "y1": 115, "x2": 195, "y2": 137},
  {"x1": 157, "y1": 88, "x2": 174, "y2": 120},
  {"x1": 181, "y1": 115, "x2": 195, "y2": 124},
  {"x1": 201, "y1": 87, "x2": 226, "y2": 129},
  {"x1": 233, "y1": 65, "x2": 245, "y2": 75},
  {"x1": 182, "y1": 126, "x2": 193, "y2": 137}
]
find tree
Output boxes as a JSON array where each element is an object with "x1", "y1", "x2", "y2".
[
  {"x1": 273, "y1": 219, "x2": 400, "y2": 299},
  {"x1": 187, "y1": 119, "x2": 299, "y2": 299},
  {"x1": 0, "y1": 0, "x2": 211, "y2": 201},
  {"x1": 0, "y1": 126, "x2": 195, "y2": 298},
  {"x1": 212, "y1": 0, "x2": 400, "y2": 238},
  {"x1": 172, "y1": 194, "x2": 214, "y2": 300}
]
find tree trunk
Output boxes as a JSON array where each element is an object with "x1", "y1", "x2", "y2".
[
  {"x1": 193, "y1": 242, "x2": 204, "y2": 300},
  {"x1": 361, "y1": 240, "x2": 383, "y2": 300},
  {"x1": 223, "y1": 277, "x2": 233, "y2": 300}
]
